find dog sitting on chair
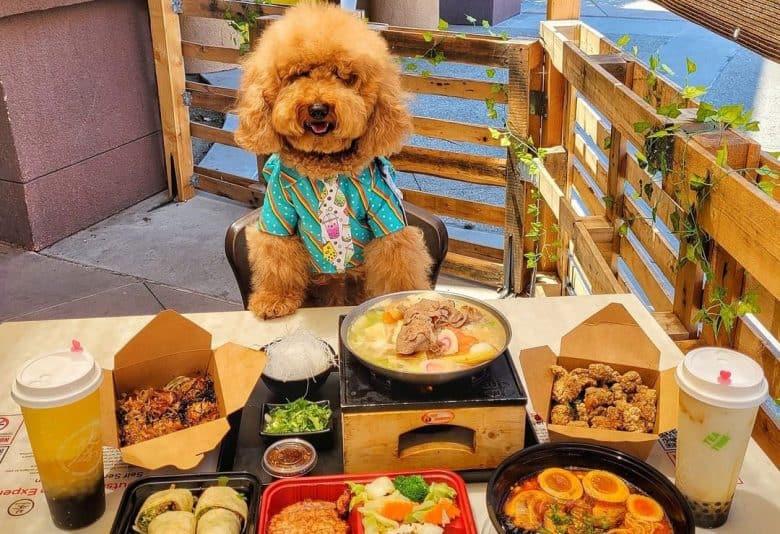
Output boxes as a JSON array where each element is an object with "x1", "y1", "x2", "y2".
[{"x1": 234, "y1": 2, "x2": 433, "y2": 319}]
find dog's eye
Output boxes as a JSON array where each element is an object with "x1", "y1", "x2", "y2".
[
  {"x1": 333, "y1": 68, "x2": 357, "y2": 86},
  {"x1": 290, "y1": 70, "x2": 310, "y2": 81}
]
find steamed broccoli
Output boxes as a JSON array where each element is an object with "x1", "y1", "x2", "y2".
[{"x1": 393, "y1": 475, "x2": 429, "y2": 503}]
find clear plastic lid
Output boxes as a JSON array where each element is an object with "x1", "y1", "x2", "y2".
[
  {"x1": 676, "y1": 347, "x2": 768, "y2": 409},
  {"x1": 11, "y1": 341, "x2": 102, "y2": 409},
  {"x1": 262, "y1": 438, "x2": 317, "y2": 478}
]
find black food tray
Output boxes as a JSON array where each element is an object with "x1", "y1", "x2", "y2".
[
  {"x1": 110, "y1": 471, "x2": 261, "y2": 534},
  {"x1": 221, "y1": 372, "x2": 538, "y2": 484}
]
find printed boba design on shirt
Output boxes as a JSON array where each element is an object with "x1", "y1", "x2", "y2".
[
  {"x1": 257, "y1": 155, "x2": 407, "y2": 274},
  {"x1": 318, "y1": 176, "x2": 354, "y2": 272}
]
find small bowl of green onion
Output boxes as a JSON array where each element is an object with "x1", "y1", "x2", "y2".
[{"x1": 260, "y1": 399, "x2": 333, "y2": 449}]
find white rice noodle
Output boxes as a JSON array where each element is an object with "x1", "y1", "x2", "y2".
[{"x1": 262, "y1": 329, "x2": 336, "y2": 382}]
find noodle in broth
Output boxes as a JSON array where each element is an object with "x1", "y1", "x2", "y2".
[{"x1": 347, "y1": 293, "x2": 506, "y2": 374}]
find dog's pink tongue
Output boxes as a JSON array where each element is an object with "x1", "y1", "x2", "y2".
[{"x1": 311, "y1": 122, "x2": 329, "y2": 134}]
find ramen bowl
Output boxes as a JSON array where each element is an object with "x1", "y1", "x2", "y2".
[
  {"x1": 341, "y1": 290, "x2": 511, "y2": 385},
  {"x1": 487, "y1": 442, "x2": 695, "y2": 533}
]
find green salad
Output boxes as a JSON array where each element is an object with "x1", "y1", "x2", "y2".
[{"x1": 263, "y1": 398, "x2": 332, "y2": 433}]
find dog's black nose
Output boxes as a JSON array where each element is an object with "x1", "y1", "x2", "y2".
[{"x1": 308, "y1": 103, "x2": 330, "y2": 121}]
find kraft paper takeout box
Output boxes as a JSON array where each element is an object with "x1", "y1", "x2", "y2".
[
  {"x1": 519, "y1": 303, "x2": 677, "y2": 459},
  {"x1": 100, "y1": 310, "x2": 266, "y2": 470}
]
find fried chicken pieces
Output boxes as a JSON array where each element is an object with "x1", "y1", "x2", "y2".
[{"x1": 549, "y1": 364, "x2": 657, "y2": 432}]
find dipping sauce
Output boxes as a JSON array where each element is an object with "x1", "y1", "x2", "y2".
[{"x1": 262, "y1": 438, "x2": 317, "y2": 478}]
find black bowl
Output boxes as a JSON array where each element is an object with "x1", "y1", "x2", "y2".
[
  {"x1": 260, "y1": 337, "x2": 337, "y2": 400},
  {"x1": 487, "y1": 442, "x2": 695, "y2": 533},
  {"x1": 260, "y1": 400, "x2": 333, "y2": 449}
]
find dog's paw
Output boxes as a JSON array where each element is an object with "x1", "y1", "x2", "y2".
[{"x1": 248, "y1": 291, "x2": 302, "y2": 319}]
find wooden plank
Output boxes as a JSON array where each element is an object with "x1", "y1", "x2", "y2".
[
  {"x1": 575, "y1": 97, "x2": 610, "y2": 151},
  {"x1": 448, "y1": 239, "x2": 504, "y2": 263},
  {"x1": 623, "y1": 195, "x2": 676, "y2": 282},
  {"x1": 148, "y1": 0, "x2": 195, "y2": 200},
  {"x1": 698, "y1": 132, "x2": 757, "y2": 346},
  {"x1": 734, "y1": 318, "x2": 779, "y2": 400},
  {"x1": 186, "y1": 81, "x2": 237, "y2": 113},
  {"x1": 582, "y1": 216, "x2": 613, "y2": 262},
  {"x1": 194, "y1": 174, "x2": 257, "y2": 205},
  {"x1": 571, "y1": 220, "x2": 625, "y2": 294},
  {"x1": 603, "y1": 60, "x2": 633, "y2": 274},
  {"x1": 759, "y1": 151, "x2": 780, "y2": 202},
  {"x1": 400, "y1": 189, "x2": 504, "y2": 227},
  {"x1": 571, "y1": 164, "x2": 606, "y2": 216},
  {"x1": 441, "y1": 252, "x2": 503, "y2": 287},
  {"x1": 547, "y1": 0, "x2": 582, "y2": 19},
  {"x1": 382, "y1": 28, "x2": 533, "y2": 68},
  {"x1": 652, "y1": 311, "x2": 691, "y2": 341},
  {"x1": 402, "y1": 74, "x2": 508, "y2": 103},
  {"x1": 180, "y1": 0, "x2": 287, "y2": 19},
  {"x1": 186, "y1": 81, "x2": 237, "y2": 99},
  {"x1": 190, "y1": 121, "x2": 238, "y2": 147},
  {"x1": 673, "y1": 255, "x2": 704, "y2": 336},
  {"x1": 754, "y1": 406, "x2": 780, "y2": 469},
  {"x1": 193, "y1": 165, "x2": 255, "y2": 187},
  {"x1": 620, "y1": 236, "x2": 673, "y2": 311},
  {"x1": 541, "y1": 3, "x2": 578, "y2": 147},
  {"x1": 743, "y1": 274, "x2": 780, "y2": 338},
  {"x1": 412, "y1": 116, "x2": 501, "y2": 147},
  {"x1": 253, "y1": 16, "x2": 536, "y2": 67},
  {"x1": 505, "y1": 44, "x2": 531, "y2": 293},
  {"x1": 572, "y1": 131, "x2": 608, "y2": 192},
  {"x1": 537, "y1": 149, "x2": 567, "y2": 220},
  {"x1": 181, "y1": 41, "x2": 240, "y2": 64},
  {"x1": 624, "y1": 154, "x2": 679, "y2": 229},
  {"x1": 391, "y1": 146, "x2": 506, "y2": 187},
  {"x1": 557, "y1": 86, "x2": 579, "y2": 292}
]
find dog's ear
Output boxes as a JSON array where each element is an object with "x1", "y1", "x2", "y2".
[
  {"x1": 234, "y1": 57, "x2": 283, "y2": 155},
  {"x1": 360, "y1": 65, "x2": 413, "y2": 157}
]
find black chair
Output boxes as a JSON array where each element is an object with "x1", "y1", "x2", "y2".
[{"x1": 225, "y1": 202, "x2": 448, "y2": 309}]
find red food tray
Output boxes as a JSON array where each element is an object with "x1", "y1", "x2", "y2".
[{"x1": 258, "y1": 469, "x2": 477, "y2": 534}]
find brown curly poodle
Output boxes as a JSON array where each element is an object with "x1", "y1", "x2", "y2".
[{"x1": 235, "y1": 1, "x2": 433, "y2": 319}]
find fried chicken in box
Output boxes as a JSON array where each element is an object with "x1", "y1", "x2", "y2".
[{"x1": 549, "y1": 363, "x2": 657, "y2": 433}]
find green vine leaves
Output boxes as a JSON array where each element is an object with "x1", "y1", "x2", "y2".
[
  {"x1": 222, "y1": 0, "x2": 269, "y2": 54},
  {"x1": 617, "y1": 35, "x2": 774, "y2": 337}
]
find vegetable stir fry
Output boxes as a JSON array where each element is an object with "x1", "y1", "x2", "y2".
[
  {"x1": 347, "y1": 475, "x2": 461, "y2": 534},
  {"x1": 263, "y1": 399, "x2": 332, "y2": 433}
]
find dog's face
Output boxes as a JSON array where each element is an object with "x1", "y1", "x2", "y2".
[
  {"x1": 235, "y1": 3, "x2": 411, "y2": 173},
  {"x1": 270, "y1": 57, "x2": 374, "y2": 156}
]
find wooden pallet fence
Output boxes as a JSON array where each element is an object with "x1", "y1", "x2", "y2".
[{"x1": 537, "y1": 16, "x2": 780, "y2": 463}]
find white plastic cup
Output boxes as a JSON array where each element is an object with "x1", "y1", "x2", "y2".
[
  {"x1": 11, "y1": 345, "x2": 106, "y2": 530},
  {"x1": 674, "y1": 347, "x2": 768, "y2": 528},
  {"x1": 340, "y1": 0, "x2": 358, "y2": 11}
]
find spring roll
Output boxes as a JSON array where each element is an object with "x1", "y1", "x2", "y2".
[
  {"x1": 148, "y1": 511, "x2": 196, "y2": 534},
  {"x1": 196, "y1": 508, "x2": 242, "y2": 534},
  {"x1": 194, "y1": 486, "x2": 248, "y2": 525},
  {"x1": 133, "y1": 487, "x2": 195, "y2": 534}
]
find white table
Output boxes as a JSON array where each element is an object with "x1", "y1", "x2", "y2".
[{"x1": 1, "y1": 294, "x2": 777, "y2": 532}]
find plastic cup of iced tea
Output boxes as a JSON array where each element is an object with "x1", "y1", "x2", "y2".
[
  {"x1": 675, "y1": 347, "x2": 768, "y2": 528},
  {"x1": 11, "y1": 343, "x2": 106, "y2": 530}
]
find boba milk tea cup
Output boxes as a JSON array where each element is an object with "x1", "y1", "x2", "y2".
[
  {"x1": 11, "y1": 341, "x2": 106, "y2": 530},
  {"x1": 675, "y1": 347, "x2": 768, "y2": 528}
]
